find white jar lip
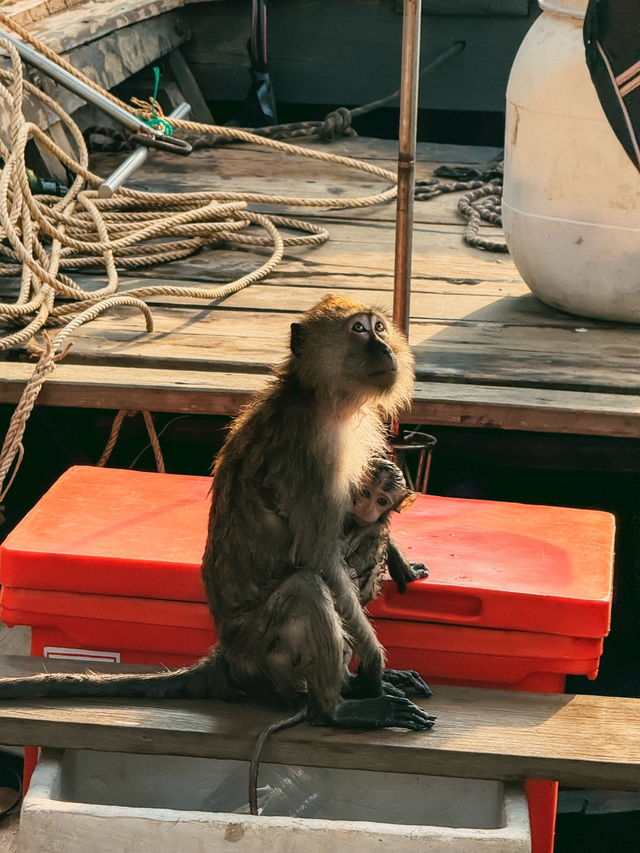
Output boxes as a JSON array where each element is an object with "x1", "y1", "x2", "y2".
[{"x1": 539, "y1": 0, "x2": 587, "y2": 19}]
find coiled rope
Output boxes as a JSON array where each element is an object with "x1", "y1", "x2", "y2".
[
  {"x1": 0, "y1": 14, "x2": 398, "y2": 499},
  {"x1": 415, "y1": 164, "x2": 507, "y2": 253}
]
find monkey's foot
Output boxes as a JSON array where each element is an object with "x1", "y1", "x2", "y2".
[
  {"x1": 408, "y1": 561, "x2": 429, "y2": 580},
  {"x1": 383, "y1": 669, "x2": 432, "y2": 697},
  {"x1": 341, "y1": 669, "x2": 390, "y2": 699},
  {"x1": 343, "y1": 673, "x2": 405, "y2": 699},
  {"x1": 381, "y1": 679, "x2": 406, "y2": 697},
  {"x1": 311, "y1": 696, "x2": 436, "y2": 731}
]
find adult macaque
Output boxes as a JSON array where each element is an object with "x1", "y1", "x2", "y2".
[{"x1": 0, "y1": 295, "x2": 435, "y2": 734}]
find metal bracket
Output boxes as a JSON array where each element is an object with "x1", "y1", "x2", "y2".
[{"x1": 128, "y1": 132, "x2": 192, "y2": 156}]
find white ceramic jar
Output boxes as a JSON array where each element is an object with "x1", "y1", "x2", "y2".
[{"x1": 502, "y1": 0, "x2": 640, "y2": 322}]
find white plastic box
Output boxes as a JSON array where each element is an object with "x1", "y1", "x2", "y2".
[{"x1": 19, "y1": 749, "x2": 531, "y2": 853}]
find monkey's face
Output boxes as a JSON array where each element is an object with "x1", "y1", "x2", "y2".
[
  {"x1": 352, "y1": 482, "x2": 397, "y2": 525},
  {"x1": 345, "y1": 312, "x2": 399, "y2": 392},
  {"x1": 287, "y1": 296, "x2": 414, "y2": 413},
  {"x1": 352, "y1": 483, "x2": 417, "y2": 526},
  {"x1": 352, "y1": 459, "x2": 417, "y2": 526}
]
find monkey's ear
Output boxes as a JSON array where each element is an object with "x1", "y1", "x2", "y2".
[
  {"x1": 290, "y1": 322, "x2": 306, "y2": 357},
  {"x1": 395, "y1": 492, "x2": 418, "y2": 513}
]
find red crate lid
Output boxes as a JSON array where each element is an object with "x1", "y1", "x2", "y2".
[
  {"x1": 0, "y1": 466, "x2": 614, "y2": 638},
  {"x1": 371, "y1": 493, "x2": 614, "y2": 638},
  {"x1": 0, "y1": 467, "x2": 211, "y2": 601}
]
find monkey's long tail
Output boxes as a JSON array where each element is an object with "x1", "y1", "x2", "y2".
[
  {"x1": 248, "y1": 707, "x2": 307, "y2": 816},
  {"x1": 0, "y1": 653, "x2": 238, "y2": 701}
]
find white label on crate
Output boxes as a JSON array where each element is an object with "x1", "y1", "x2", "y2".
[{"x1": 43, "y1": 647, "x2": 121, "y2": 663}]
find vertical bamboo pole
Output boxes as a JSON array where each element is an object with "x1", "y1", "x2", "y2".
[{"x1": 393, "y1": 0, "x2": 422, "y2": 336}]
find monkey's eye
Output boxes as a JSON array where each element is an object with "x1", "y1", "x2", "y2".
[
  {"x1": 361, "y1": 490, "x2": 371, "y2": 499},
  {"x1": 377, "y1": 497, "x2": 389, "y2": 507},
  {"x1": 374, "y1": 320, "x2": 386, "y2": 333},
  {"x1": 352, "y1": 321, "x2": 366, "y2": 333}
]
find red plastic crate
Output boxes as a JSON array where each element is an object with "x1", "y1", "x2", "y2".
[
  {"x1": 1, "y1": 466, "x2": 615, "y2": 637},
  {"x1": 0, "y1": 586, "x2": 604, "y2": 683},
  {"x1": 0, "y1": 465, "x2": 616, "y2": 853}
]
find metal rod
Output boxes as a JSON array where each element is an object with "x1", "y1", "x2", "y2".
[
  {"x1": 98, "y1": 102, "x2": 192, "y2": 198},
  {"x1": 393, "y1": 0, "x2": 422, "y2": 336},
  {"x1": 0, "y1": 27, "x2": 163, "y2": 136}
]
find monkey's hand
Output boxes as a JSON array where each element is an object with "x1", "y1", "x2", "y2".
[
  {"x1": 343, "y1": 669, "x2": 407, "y2": 698},
  {"x1": 387, "y1": 539, "x2": 428, "y2": 594},
  {"x1": 383, "y1": 668, "x2": 432, "y2": 698},
  {"x1": 342, "y1": 663, "x2": 385, "y2": 699}
]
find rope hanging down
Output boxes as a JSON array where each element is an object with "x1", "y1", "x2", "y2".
[{"x1": 0, "y1": 15, "x2": 399, "y2": 500}]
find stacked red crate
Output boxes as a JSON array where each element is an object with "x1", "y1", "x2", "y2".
[{"x1": 0, "y1": 466, "x2": 615, "y2": 853}]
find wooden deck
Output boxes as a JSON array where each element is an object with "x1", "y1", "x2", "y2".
[{"x1": 2, "y1": 136, "x2": 640, "y2": 437}]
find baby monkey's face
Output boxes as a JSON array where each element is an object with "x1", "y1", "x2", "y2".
[
  {"x1": 351, "y1": 462, "x2": 418, "y2": 527},
  {"x1": 352, "y1": 481, "x2": 400, "y2": 526}
]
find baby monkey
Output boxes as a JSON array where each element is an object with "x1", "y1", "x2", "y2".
[
  {"x1": 341, "y1": 457, "x2": 431, "y2": 702},
  {"x1": 345, "y1": 456, "x2": 429, "y2": 607}
]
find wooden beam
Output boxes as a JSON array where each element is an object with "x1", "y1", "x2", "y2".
[
  {"x1": 166, "y1": 47, "x2": 214, "y2": 124},
  {"x1": 2, "y1": 363, "x2": 640, "y2": 437},
  {"x1": 0, "y1": 657, "x2": 637, "y2": 790},
  {"x1": 1, "y1": 0, "x2": 85, "y2": 28},
  {"x1": 16, "y1": 12, "x2": 191, "y2": 133}
]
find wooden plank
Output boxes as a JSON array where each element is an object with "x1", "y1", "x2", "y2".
[
  {"x1": 0, "y1": 274, "x2": 529, "y2": 303},
  {"x1": 109, "y1": 281, "x2": 609, "y2": 330},
  {"x1": 22, "y1": 0, "x2": 220, "y2": 49},
  {"x1": 88, "y1": 145, "x2": 500, "y2": 227},
  {"x1": 4, "y1": 316, "x2": 637, "y2": 394},
  {"x1": 0, "y1": 658, "x2": 637, "y2": 790},
  {"x1": 28, "y1": 0, "x2": 186, "y2": 52},
  {"x1": 3, "y1": 135, "x2": 638, "y2": 437},
  {"x1": 20, "y1": 303, "x2": 635, "y2": 393},
  {"x1": 20, "y1": 12, "x2": 191, "y2": 130},
  {"x1": 166, "y1": 47, "x2": 215, "y2": 124},
  {"x1": 2, "y1": 363, "x2": 640, "y2": 438},
  {"x1": 2, "y1": 0, "x2": 84, "y2": 27},
  {"x1": 116, "y1": 221, "x2": 522, "y2": 286},
  {"x1": 0, "y1": 362, "x2": 264, "y2": 415},
  {"x1": 0, "y1": 279, "x2": 582, "y2": 327}
]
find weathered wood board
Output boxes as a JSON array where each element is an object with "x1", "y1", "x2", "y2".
[
  {"x1": 2, "y1": 137, "x2": 640, "y2": 437},
  {"x1": 0, "y1": 657, "x2": 637, "y2": 791},
  {"x1": 1, "y1": 0, "x2": 85, "y2": 27}
]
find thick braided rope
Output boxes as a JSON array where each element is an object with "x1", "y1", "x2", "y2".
[
  {"x1": 414, "y1": 165, "x2": 507, "y2": 253},
  {"x1": 457, "y1": 183, "x2": 508, "y2": 254},
  {"x1": 0, "y1": 23, "x2": 398, "y2": 497}
]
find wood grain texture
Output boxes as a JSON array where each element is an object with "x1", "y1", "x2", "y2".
[
  {"x1": 3, "y1": 363, "x2": 640, "y2": 436},
  {"x1": 2, "y1": 138, "x2": 639, "y2": 435},
  {"x1": 0, "y1": 656, "x2": 637, "y2": 790}
]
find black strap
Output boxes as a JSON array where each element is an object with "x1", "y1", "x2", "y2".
[
  {"x1": 584, "y1": 0, "x2": 640, "y2": 171},
  {"x1": 242, "y1": 0, "x2": 278, "y2": 127}
]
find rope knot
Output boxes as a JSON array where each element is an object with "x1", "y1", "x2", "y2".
[
  {"x1": 25, "y1": 331, "x2": 72, "y2": 363},
  {"x1": 319, "y1": 107, "x2": 353, "y2": 142}
]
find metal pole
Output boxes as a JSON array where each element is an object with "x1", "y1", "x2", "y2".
[
  {"x1": 0, "y1": 28, "x2": 163, "y2": 137},
  {"x1": 393, "y1": 0, "x2": 422, "y2": 336},
  {"x1": 98, "y1": 102, "x2": 192, "y2": 198}
]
